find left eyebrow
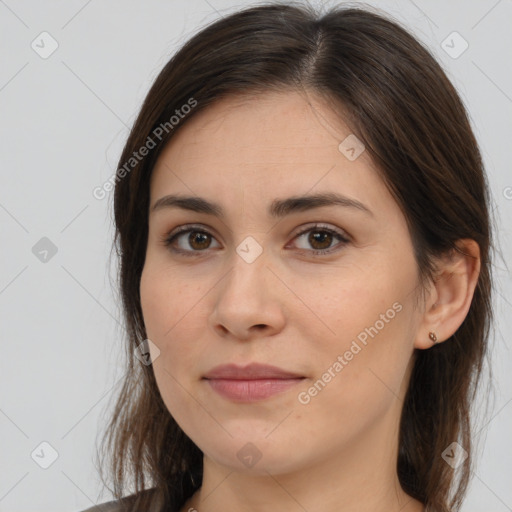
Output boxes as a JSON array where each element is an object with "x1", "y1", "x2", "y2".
[
  {"x1": 150, "y1": 192, "x2": 373, "y2": 218},
  {"x1": 269, "y1": 192, "x2": 373, "y2": 218}
]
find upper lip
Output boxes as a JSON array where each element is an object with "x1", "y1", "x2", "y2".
[{"x1": 203, "y1": 363, "x2": 304, "y2": 380}]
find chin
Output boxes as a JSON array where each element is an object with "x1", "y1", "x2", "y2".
[{"x1": 191, "y1": 429, "x2": 312, "y2": 475}]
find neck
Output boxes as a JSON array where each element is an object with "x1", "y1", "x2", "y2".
[{"x1": 180, "y1": 411, "x2": 424, "y2": 512}]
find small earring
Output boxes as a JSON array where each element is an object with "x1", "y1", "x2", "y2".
[{"x1": 429, "y1": 331, "x2": 438, "y2": 344}]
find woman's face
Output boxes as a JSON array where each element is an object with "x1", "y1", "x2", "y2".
[{"x1": 140, "y1": 91, "x2": 425, "y2": 475}]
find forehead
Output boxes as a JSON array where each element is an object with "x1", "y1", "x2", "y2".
[
  {"x1": 149, "y1": 90, "x2": 389, "y2": 216},
  {"x1": 157, "y1": 91, "x2": 354, "y2": 164}
]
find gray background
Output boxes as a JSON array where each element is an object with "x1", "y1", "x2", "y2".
[{"x1": 0, "y1": 0, "x2": 510, "y2": 510}]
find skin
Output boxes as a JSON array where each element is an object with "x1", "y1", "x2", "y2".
[{"x1": 139, "y1": 90, "x2": 480, "y2": 512}]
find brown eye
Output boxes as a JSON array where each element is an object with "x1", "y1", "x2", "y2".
[
  {"x1": 164, "y1": 226, "x2": 221, "y2": 256},
  {"x1": 187, "y1": 231, "x2": 212, "y2": 250},
  {"x1": 291, "y1": 224, "x2": 349, "y2": 255},
  {"x1": 307, "y1": 230, "x2": 334, "y2": 250}
]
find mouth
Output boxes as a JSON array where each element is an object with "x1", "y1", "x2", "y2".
[{"x1": 202, "y1": 363, "x2": 306, "y2": 402}]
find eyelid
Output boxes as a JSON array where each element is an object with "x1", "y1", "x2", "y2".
[
  {"x1": 165, "y1": 223, "x2": 219, "y2": 240},
  {"x1": 289, "y1": 222, "x2": 350, "y2": 242}
]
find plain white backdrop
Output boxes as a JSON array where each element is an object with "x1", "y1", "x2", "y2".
[{"x1": 0, "y1": 0, "x2": 511, "y2": 510}]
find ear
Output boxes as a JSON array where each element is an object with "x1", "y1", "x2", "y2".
[{"x1": 414, "y1": 239, "x2": 481, "y2": 350}]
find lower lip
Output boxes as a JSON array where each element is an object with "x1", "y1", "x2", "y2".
[{"x1": 205, "y1": 378, "x2": 304, "y2": 401}]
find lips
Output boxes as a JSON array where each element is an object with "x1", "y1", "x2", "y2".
[
  {"x1": 203, "y1": 363, "x2": 305, "y2": 401},
  {"x1": 203, "y1": 363, "x2": 303, "y2": 380}
]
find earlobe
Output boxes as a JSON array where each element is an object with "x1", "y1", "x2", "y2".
[{"x1": 414, "y1": 239, "x2": 481, "y2": 350}]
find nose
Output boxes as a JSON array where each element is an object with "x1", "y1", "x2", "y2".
[{"x1": 209, "y1": 249, "x2": 286, "y2": 341}]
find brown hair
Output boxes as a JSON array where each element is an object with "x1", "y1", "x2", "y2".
[{"x1": 98, "y1": 3, "x2": 494, "y2": 511}]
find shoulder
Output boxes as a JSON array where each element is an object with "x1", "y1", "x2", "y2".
[
  {"x1": 77, "y1": 488, "x2": 159, "y2": 512},
  {"x1": 79, "y1": 500, "x2": 124, "y2": 512}
]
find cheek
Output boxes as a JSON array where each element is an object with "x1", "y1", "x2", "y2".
[
  {"x1": 141, "y1": 261, "x2": 197, "y2": 339},
  {"x1": 140, "y1": 265, "x2": 208, "y2": 426},
  {"x1": 290, "y1": 268, "x2": 400, "y2": 347},
  {"x1": 292, "y1": 261, "x2": 417, "y2": 398},
  {"x1": 140, "y1": 262, "x2": 208, "y2": 379},
  {"x1": 293, "y1": 302, "x2": 414, "y2": 445}
]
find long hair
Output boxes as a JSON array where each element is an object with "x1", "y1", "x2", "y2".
[{"x1": 97, "y1": 3, "x2": 494, "y2": 511}]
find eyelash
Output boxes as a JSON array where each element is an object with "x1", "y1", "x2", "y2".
[{"x1": 162, "y1": 223, "x2": 350, "y2": 258}]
